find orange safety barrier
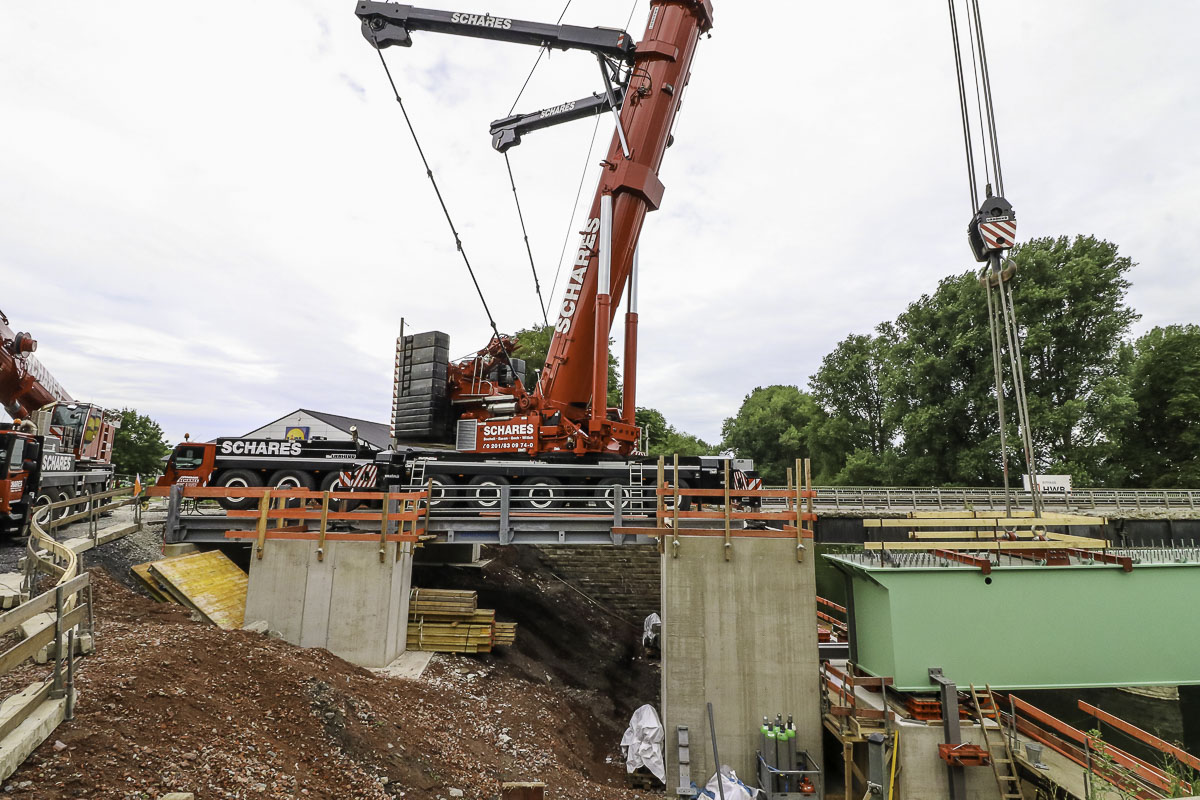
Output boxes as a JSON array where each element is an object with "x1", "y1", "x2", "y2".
[{"x1": 1010, "y1": 696, "x2": 1185, "y2": 797}]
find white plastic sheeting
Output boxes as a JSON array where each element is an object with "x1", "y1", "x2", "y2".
[
  {"x1": 700, "y1": 767, "x2": 760, "y2": 799},
  {"x1": 642, "y1": 612, "x2": 661, "y2": 646},
  {"x1": 620, "y1": 704, "x2": 665, "y2": 782}
]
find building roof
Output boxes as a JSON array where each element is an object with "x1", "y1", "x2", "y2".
[
  {"x1": 244, "y1": 408, "x2": 391, "y2": 451},
  {"x1": 299, "y1": 409, "x2": 391, "y2": 450}
]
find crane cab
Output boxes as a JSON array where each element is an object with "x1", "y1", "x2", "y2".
[
  {"x1": 156, "y1": 442, "x2": 217, "y2": 488},
  {"x1": 0, "y1": 426, "x2": 42, "y2": 537},
  {"x1": 37, "y1": 402, "x2": 119, "y2": 465}
]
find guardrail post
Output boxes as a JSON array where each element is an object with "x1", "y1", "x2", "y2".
[
  {"x1": 723, "y1": 460, "x2": 731, "y2": 561},
  {"x1": 65, "y1": 628, "x2": 76, "y2": 721},
  {"x1": 165, "y1": 485, "x2": 183, "y2": 544},
  {"x1": 1190, "y1": 491, "x2": 1196, "y2": 511},
  {"x1": 254, "y1": 491, "x2": 272, "y2": 560},
  {"x1": 50, "y1": 585, "x2": 65, "y2": 699},
  {"x1": 499, "y1": 484, "x2": 513, "y2": 546}
]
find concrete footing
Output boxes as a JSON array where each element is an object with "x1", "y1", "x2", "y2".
[
  {"x1": 0, "y1": 687, "x2": 68, "y2": 783},
  {"x1": 661, "y1": 537, "x2": 821, "y2": 791},
  {"x1": 244, "y1": 540, "x2": 412, "y2": 668}
]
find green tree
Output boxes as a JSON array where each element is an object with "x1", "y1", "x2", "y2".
[
  {"x1": 810, "y1": 324, "x2": 900, "y2": 483},
  {"x1": 636, "y1": 407, "x2": 715, "y2": 457},
  {"x1": 880, "y1": 235, "x2": 1138, "y2": 486},
  {"x1": 1008, "y1": 236, "x2": 1138, "y2": 484},
  {"x1": 511, "y1": 324, "x2": 620, "y2": 405},
  {"x1": 111, "y1": 408, "x2": 171, "y2": 477},
  {"x1": 1119, "y1": 325, "x2": 1200, "y2": 487},
  {"x1": 720, "y1": 386, "x2": 827, "y2": 484}
]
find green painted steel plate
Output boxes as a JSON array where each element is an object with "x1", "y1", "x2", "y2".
[{"x1": 825, "y1": 551, "x2": 1200, "y2": 692}]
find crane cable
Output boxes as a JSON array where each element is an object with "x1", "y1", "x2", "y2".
[
  {"x1": 947, "y1": 0, "x2": 1043, "y2": 516},
  {"x1": 502, "y1": 0, "x2": 577, "y2": 327},
  {"x1": 369, "y1": 35, "x2": 511, "y2": 363}
]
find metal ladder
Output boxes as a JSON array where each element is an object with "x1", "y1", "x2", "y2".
[
  {"x1": 970, "y1": 684, "x2": 1022, "y2": 799},
  {"x1": 627, "y1": 464, "x2": 647, "y2": 511}
]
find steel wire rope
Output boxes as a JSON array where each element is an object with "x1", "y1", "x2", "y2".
[
  {"x1": 369, "y1": 37, "x2": 511, "y2": 363},
  {"x1": 547, "y1": 0, "x2": 640, "y2": 307},
  {"x1": 547, "y1": 114, "x2": 604, "y2": 307},
  {"x1": 970, "y1": 0, "x2": 1005, "y2": 195},
  {"x1": 505, "y1": 153, "x2": 550, "y2": 326},
  {"x1": 962, "y1": 0, "x2": 992, "y2": 196},
  {"x1": 946, "y1": 0, "x2": 979, "y2": 210}
]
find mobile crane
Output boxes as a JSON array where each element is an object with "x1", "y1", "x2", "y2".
[
  {"x1": 0, "y1": 310, "x2": 119, "y2": 537},
  {"x1": 158, "y1": 0, "x2": 758, "y2": 510},
  {"x1": 357, "y1": 0, "x2": 747, "y2": 507}
]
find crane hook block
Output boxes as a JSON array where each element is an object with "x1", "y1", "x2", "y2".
[{"x1": 967, "y1": 195, "x2": 1016, "y2": 262}]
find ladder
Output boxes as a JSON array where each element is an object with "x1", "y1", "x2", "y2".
[{"x1": 970, "y1": 684, "x2": 1022, "y2": 799}]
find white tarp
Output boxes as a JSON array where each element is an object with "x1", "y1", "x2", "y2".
[
  {"x1": 620, "y1": 704, "x2": 665, "y2": 782},
  {"x1": 643, "y1": 612, "x2": 661, "y2": 646},
  {"x1": 701, "y1": 767, "x2": 760, "y2": 799}
]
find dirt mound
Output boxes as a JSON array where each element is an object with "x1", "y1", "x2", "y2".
[
  {"x1": 5, "y1": 570, "x2": 655, "y2": 800},
  {"x1": 413, "y1": 546, "x2": 661, "y2": 732}
]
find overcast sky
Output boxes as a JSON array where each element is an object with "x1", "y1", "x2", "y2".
[{"x1": 2, "y1": 1, "x2": 1197, "y2": 447}]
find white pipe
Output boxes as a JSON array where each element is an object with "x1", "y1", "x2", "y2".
[
  {"x1": 628, "y1": 247, "x2": 639, "y2": 313},
  {"x1": 598, "y1": 194, "x2": 612, "y2": 295}
]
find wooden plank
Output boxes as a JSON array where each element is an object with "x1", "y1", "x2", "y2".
[
  {"x1": 0, "y1": 574, "x2": 87, "y2": 639},
  {"x1": 0, "y1": 605, "x2": 87, "y2": 675},
  {"x1": 865, "y1": 514, "x2": 1104, "y2": 528},
  {"x1": 864, "y1": 539, "x2": 1108, "y2": 551},
  {"x1": 0, "y1": 679, "x2": 53, "y2": 742},
  {"x1": 131, "y1": 563, "x2": 172, "y2": 602}
]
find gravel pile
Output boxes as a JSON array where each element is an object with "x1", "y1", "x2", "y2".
[{"x1": 2, "y1": 571, "x2": 654, "y2": 800}]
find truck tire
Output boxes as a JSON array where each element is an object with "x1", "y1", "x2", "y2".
[
  {"x1": 53, "y1": 489, "x2": 74, "y2": 521},
  {"x1": 519, "y1": 476, "x2": 564, "y2": 510},
  {"x1": 426, "y1": 475, "x2": 457, "y2": 509},
  {"x1": 267, "y1": 470, "x2": 316, "y2": 491},
  {"x1": 320, "y1": 472, "x2": 361, "y2": 513},
  {"x1": 216, "y1": 470, "x2": 263, "y2": 511},
  {"x1": 466, "y1": 475, "x2": 509, "y2": 510},
  {"x1": 663, "y1": 478, "x2": 692, "y2": 512},
  {"x1": 594, "y1": 479, "x2": 634, "y2": 511}
]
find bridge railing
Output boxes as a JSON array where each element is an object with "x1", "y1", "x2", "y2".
[{"x1": 763, "y1": 486, "x2": 1200, "y2": 511}]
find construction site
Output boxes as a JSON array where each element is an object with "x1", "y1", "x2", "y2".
[{"x1": 1, "y1": 1, "x2": 1198, "y2": 799}]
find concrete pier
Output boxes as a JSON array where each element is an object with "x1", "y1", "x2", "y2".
[
  {"x1": 661, "y1": 536, "x2": 820, "y2": 791},
  {"x1": 244, "y1": 540, "x2": 412, "y2": 668}
]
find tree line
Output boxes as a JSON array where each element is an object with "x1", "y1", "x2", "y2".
[{"x1": 722, "y1": 235, "x2": 1199, "y2": 488}]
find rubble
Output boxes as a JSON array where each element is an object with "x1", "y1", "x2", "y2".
[{"x1": 0, "y1": 570, "x2": 654, "y2": 799}]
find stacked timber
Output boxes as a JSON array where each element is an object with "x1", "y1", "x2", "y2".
[{"x1": 406, "y1": 588, "x2": 516, "y2": 654}]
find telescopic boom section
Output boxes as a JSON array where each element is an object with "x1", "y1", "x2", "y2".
[
  {"x1": 0, "y1": 312, "x2": 71, "y2": 420},
  {"x1": 537, "y1": 0, "x2": 713, "y2": 453}
]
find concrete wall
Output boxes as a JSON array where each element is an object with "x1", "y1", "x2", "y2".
[
  {"x1": 893, "y1": 720, "x2": 1009, "y2": 800},
  {"x1": 661, "y1": 537, "x2": 820, "y2": 791},
  {"x1": 245, "y1": 539, "x2": 412, "y2": 668}
]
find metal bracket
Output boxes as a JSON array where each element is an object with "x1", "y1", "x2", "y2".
[{"x1": 929, "y1": 667, "x2": 967, "y2": 800}]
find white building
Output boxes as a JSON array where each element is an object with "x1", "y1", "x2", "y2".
[{"x1": 242, "y1": 409, "x2": 391, "y2": 451}]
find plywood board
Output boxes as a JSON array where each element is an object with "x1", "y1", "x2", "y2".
[{"x1": 148, "y1": 551, "x2": 247, "y2": 630}]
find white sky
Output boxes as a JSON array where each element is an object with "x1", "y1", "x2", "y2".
[{"x1": 2, "y1": 1, "x2": 1197, "y2": 446}]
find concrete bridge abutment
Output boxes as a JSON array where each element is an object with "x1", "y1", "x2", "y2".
[{"x1": 244, "y1": 540, "x2": 413, "y2": 668}]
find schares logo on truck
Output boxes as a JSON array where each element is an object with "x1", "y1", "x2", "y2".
[{"x1": 220, "y1": 440, "x2": 302, "y2": 457}]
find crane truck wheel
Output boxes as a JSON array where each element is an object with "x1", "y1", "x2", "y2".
[
  {"x1": 426, "y1": 476, "x2": 457, "y2": 509},
  {"x1": 268, "y1": 470, "x2": 316, "y2": 491},
  {"x1": 662, "y1": 478, "x2": 692, "y2": 512},
  {"x1": 53, "y1": 489, "x2": 73, "y2": 521},
  {"x1": 466, "y1": 475, "x2": 509, "y2": 510},
  {"x1": 33, "y1": 494, "x2": 53, "y2": 528},
  {"x1": 216, "y1": 470, "x2": 263, "y2": 511},
  {"x1": 519, "y1": 476, "x2": 564, "y2": 510},
  {"x1": 319, "y1": 472, "x2": 361, "y2": 513},
  {"x1": 594, "y1": 479, "x2": 634, "y2": 511}
]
